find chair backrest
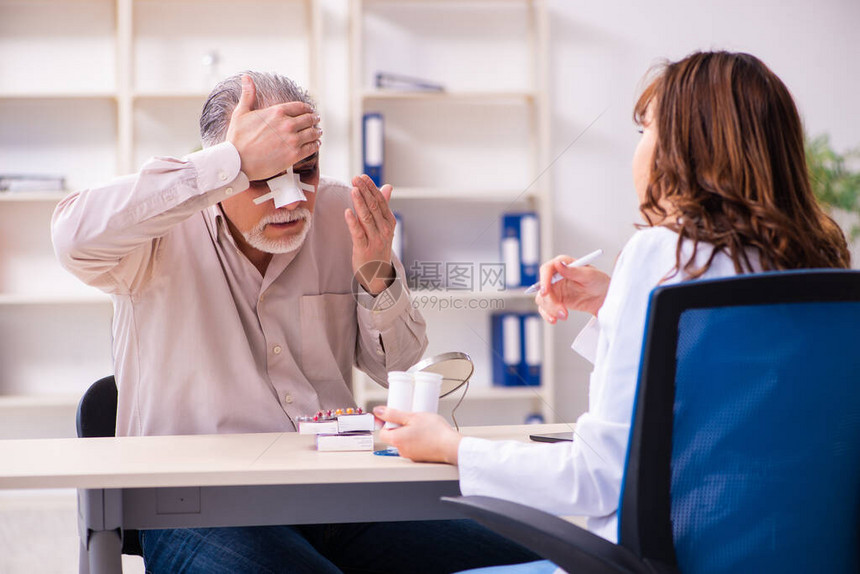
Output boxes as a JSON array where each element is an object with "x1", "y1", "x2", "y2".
[
  {"x1": 76, "y1": 375, "x2": 143, "y2": 558},
  {"x1": 619, "y1": 270, "x2": 860, "y2": 573},
  {"x1": 76, "y1": 375, "x2": 118, "y2": 439}
]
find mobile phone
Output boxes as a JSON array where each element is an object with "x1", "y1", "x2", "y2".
[{"x1": 529, "y1": 431, "x2": 574, "y2": 443}]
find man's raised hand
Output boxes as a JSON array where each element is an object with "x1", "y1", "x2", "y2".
[{"x1": 345, "y1": 175, "x2": 397, "y2": 295}]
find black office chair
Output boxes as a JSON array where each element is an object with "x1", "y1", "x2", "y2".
[
  {"x1": 76, "y1": 375, "x2": 144, "y2": 558},
  {"x1": 444, "y1": 270, "x2": 860, "y2": 573}
]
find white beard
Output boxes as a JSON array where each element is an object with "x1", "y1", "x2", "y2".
[{"x1": 243, "y1": 207, "x2": 313, "y2": 254}]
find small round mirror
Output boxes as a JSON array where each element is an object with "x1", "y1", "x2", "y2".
[{"x1": 407, "y1": 351, "x2": 474, "y2": 398}]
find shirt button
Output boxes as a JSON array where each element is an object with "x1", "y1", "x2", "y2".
[
  {"x1": 284, "y1": 393, "x2": 293, "y2": 404},
  {"x1": 219, "y1": 172, "x2": 228, "y2": 181},
  {"x1": 225, "y1": 187, "x2": 233, "y2": 195},
  {"x1": 273, "y1": 345, "x2": 282, "y2": 355}
]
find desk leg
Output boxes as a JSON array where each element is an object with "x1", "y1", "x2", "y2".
[
  {"x1": 78, "y1": 488, "x2": 123, "y2": 574},
  {"x1": 79, "y1": 538, "x2": 90, "y2": 574},
  {"x1": 87, "y1": 530, "x2": 123, "y2": 574}
]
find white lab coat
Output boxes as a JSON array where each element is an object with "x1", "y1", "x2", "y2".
[{"x1": 458, "y1": 227, "x2": 757, "y2": 551}]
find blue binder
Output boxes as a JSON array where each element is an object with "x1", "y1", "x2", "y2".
[
  {"x1": 491, "y1": 312, "x2": 542, "y2": 387},
  {"x1": 491, "y1": 312, "x2": 523, "y2": 386},
  {"x1": 519, "y1": 213, "x2": 540, "y2": 287},
  {"x1": 501, "y1": 215, "x2": 522, "y2": 288},
  {"x1": 362, "y1": 112, "x2": 384, "y2": 187},
  {"x1": 501, "y1": 212, "x2": 540, "y2": 289},
  {"x1": 521, "y1": 313, "x2": 542, "y2": 387}
]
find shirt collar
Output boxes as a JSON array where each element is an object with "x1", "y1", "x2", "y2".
[{"x1": 207, "y1": 203, "x2": 238, "y2": 247}]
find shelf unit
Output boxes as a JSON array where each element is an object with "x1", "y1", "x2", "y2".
[
  {"x1": 0, "y1": 0, "x2": 321, "y2": 438},
  {"x1": 349, "y1": 0, "x2": 555, "y2": 423}
]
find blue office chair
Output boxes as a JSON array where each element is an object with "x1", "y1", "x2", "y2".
[
  {"x1": 76, "y1": 375, "x2": 144, "y2": 559},
  {"x1": 444, "y1": 270, "x2": 860, "y2": 573}
]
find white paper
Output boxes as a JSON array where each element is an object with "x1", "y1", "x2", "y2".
[
  {"x1": 297, "y1": 420, "x2": 339, "y2": 435},
  {"x1": 364, "y1": 115, "x2": 384, "y2": 166},
  {"x1": 503, "y1": 314, "x2": 522, "y2": 365},
  {"x1": 316, "y1": 433, "x2": 374, "y2": 452},
  {"x1": 337, "y1": 413, "x2": 376, "y2": 433},
  {"x1": 502, "y1": 237, "x2": 521, "y2": 287},
  {"x1": 520, "y1": 215, "x2": 540, "y2": 266},
  {"x1": 524, "y1": 315, "x2": 542, "y2": 366}
]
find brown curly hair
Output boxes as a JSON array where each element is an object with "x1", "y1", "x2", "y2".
[{"x1": 634, "y1": 51, "x2": 850, "y2": 278}]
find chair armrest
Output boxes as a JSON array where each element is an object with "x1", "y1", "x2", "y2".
[{"x1": 441, "y1": 496, "x2": 658, "y2": 574}]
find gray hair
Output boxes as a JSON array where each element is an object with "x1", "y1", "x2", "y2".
[{"x1": 199, "y1": 71, "x2": 315, "y2": 147}]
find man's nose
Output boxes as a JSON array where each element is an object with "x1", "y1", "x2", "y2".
[{"x1": 280, "y1": 200, "x2": 303, "y2": 211}]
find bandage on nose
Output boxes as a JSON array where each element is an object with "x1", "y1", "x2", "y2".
[{"x1": 253, "y1": 167, "x2": 315, "y2": 208}]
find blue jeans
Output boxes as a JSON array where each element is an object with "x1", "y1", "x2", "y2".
[{"x1": 140, "y1": 520, "x2": 540, "y2": 574}]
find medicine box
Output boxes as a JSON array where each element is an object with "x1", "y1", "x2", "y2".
[{"x1": 316, "y1": 432, "x2": 375, "y2": 452}]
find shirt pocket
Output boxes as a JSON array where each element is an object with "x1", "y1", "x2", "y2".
[{"x1": 299, "y1": 293, "x2": 358, "y2": 384}]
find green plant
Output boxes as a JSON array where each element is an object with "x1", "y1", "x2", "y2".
[{"x1": 806, "y1": 134, "x2": 860, "y2": 239}]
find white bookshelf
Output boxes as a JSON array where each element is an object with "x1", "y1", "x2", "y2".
[
  {"x1": 385, "y1": 187, "x2": 541, "y2": 201},
  {"x1": 349, "y1": 0, "x2": 555, "y2": 423},
  {"x1": 0, "y1": 0, "x2": 321, "y2": 438},
  {"x1": 361, "y1": 90, "x2": 536, "y2": 102}
]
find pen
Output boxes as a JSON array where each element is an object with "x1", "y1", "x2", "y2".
[{"x1": 523, "y1": 249, "x2": 604, "y2": 295}]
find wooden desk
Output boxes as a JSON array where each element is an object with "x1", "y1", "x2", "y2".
[{"x1": 0, "y1": 423, "x2": 571, "y2": 574}]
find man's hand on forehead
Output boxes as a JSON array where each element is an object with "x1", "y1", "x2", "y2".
[{"x1": 226, "y1": 75, "x2": 322, "y2": 181}]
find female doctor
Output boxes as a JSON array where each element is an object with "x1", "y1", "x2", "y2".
[{"x1": 374, "y1": 51, "x2": 851, "y2": 573}]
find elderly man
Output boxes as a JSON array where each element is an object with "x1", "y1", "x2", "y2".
[{"x1": 52, "y1": 71, "x2": 537, "y2": 573}]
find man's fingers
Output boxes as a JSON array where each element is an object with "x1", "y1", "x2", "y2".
[
  {"x1": 356, "y1": 175, "x2": 395, "y2": 229},
  {"x1": 379, "y1": 184, "x2": 393, "y2": 203},
  {"x1": 351, "y1": 185, "x2": 379, "y2": 234},
  {"x1": 295, "y1": 124, "x2": 323, "y2": 148},
  {"x1": 273, "y1": 101, "x2": 316, "y2": 118},
  {"x1": 226, "y1": 86, "x2": 321, "y2": 180},
  {"x1": 369, "y1": 180, "x2": 396, "y2": 227},
  {"x1": 232, "y1": 75, "x2": 256, "y2": 117},
  {"x1": 288, "y1": 111, "x2": 320, "y2": 133},
  {"x1": 357, "y1": 177, "x2": 390, "y2": 232},
  {"x1": 298, "y1": 139, "x2": 321, "y2": 159},
  {"x1": 344, "y1": 208, "x2": 368, "y2": 247}
]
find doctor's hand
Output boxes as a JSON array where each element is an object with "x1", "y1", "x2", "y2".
[
  {"x1": 535, "y1": 255, "x2": 611, "y2": 323},
  {"x1": 374, "y1": 406, "x2": 462, "y2": 465},
  {"x1": 345, "y1": 175, "x2": 397, "y2": 295},
  {"x1": 226, "y1": 74, "x2": 321, "y2": 181}
]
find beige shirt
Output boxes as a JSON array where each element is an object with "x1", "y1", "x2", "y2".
[{"x1": 52, "y1": 142, "x2": 427, "y2": 436}]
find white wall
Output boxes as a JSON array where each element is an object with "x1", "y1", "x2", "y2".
[{"x1": 544, "y1": 0, "x2": 860, "y2": 420}]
